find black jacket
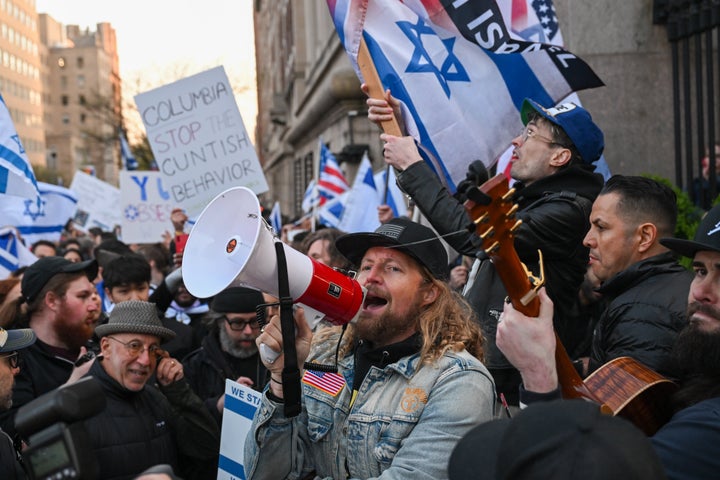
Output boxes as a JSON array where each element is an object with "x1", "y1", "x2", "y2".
[
  {"x1": 589, "y1": 252, "x2": 692, "y2": 377},
  {"x1": 398, "y1": 161, "x2": 603, "y2": 371},
  {"x1": 83, "y1": 360, "x2": 220, "y2": 480},
  {"x1": 0, "y1": 340, "x2": 77, "y2": 439},
  {"x1": 182, "y1": 331, "x2": 267, "y2": 424},
  {"x1": 0, "y1": 429, "x2": 25, "y2": 479},
  {"x1": 398, "y1": 162, "x2": 603, "y2": 358}
]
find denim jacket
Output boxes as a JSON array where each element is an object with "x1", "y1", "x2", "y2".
[{"x1": 244, "y1": 333, "x2": 495, "y2": 479}]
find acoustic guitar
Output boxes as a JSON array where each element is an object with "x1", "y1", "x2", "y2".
[{"x1": 463, "y1": 174, "x2": 676, "y2": 435}]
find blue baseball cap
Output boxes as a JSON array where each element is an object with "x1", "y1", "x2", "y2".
[{"x1": 521, "y1": 99, "x2": 604, "y2": 165}]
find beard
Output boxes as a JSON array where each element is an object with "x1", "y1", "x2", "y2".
[
  {"x1": 672, "y1": 303, "x2": 720, "y2": 378},
  {"x1": 218, "y1": 326, "x2": 258, "y2": 359},
  {"x1": 355, "y1": 291, "x2": 423, "y2": 345},
  {"x1": 55, "y1": 302, "x2": 94, "y2": 350}
]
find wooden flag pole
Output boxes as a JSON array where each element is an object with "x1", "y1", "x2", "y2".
[{"x1": 357, "y1": 37, "x2": 402, "y2": 137}]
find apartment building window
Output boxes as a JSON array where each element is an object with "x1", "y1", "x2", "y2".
[
  {"x1": 61, "y1": 95, "x2": 69, "y2": 106},
  {"x1": 57, "y1": 57, "x2": 66, "y2": 68},
  {"x1": 77, "y1": 57, "x2": 84, "y2": 68},
  {"x1": 62, "y1": 115, "x2": 70, "y2": 124},
  {"x1": 79, "y1": 95, "x2": 86, "y2": 105},
  {"x1": 80, "y1": 113, "x2": 86, "y2": 123},
  {"x1": 77, "y1": 75, "x2": 85, "y2": 87}
]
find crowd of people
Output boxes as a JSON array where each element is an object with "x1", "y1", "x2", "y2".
[{"x1": 0, "y1": 93, "x2": 718, "y2": 480}]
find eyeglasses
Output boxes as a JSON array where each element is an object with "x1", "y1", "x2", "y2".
[
  {"x1": 0, "y1": 352, "x2": 19, "y2": 369},
  {"x1": 223, "y1": 316, "x2": 260, "y2": 331},
  {"x1": 518, "y1": 125, "x2": 564, "y2": 147},
  {"x1": 107, "y1": 336, "x2": 165, "y2": 359}
]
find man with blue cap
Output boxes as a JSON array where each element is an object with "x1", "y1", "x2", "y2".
[{"x1": 368, "y1": 93, "x2": 605, "y2": 406}]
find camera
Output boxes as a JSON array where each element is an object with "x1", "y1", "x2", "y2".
[{"x1": 15, "y1": 377, "x2": 106, "y2": 480}]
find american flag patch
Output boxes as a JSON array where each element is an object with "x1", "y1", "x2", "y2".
[{"x1": 302, "y1": 370, "x2": 346, "y2": 396}]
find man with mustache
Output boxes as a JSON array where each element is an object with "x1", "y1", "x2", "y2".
[
  {"x1": 244, "y1": 217, "x2": 495, "y2": 480},
  {"x1": 492, "y1": 203, "x2": 720, "y2": 478},
  {"x1": 0, "y1": 256, "x2": 100, "y2": 439}
]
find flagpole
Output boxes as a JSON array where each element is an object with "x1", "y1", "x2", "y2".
[{"x1": 358, "y1": 37, "x2": 402, "y2": 137}]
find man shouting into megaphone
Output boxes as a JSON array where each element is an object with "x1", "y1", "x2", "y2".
[{"x1": 244, "y1": 217, "x2": 495, "y2": 480}]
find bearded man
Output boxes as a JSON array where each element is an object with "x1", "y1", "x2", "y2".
[
  {"x1": 244, "y1": 217, "x2": 495, "y2": 480},
  {"x1": 0, "y1": 256, "x2": 100, "y2": 439},
  {"x1": 183, "y1": 286, "x2": 267, "y2": 423}
]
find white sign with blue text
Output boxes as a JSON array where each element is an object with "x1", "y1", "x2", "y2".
[
  {"x1": 119, "y1": 171, "x2": 175, "y2": 244},
  {"x1": 217, "y1": 379, "x2": 261, "y2": 480}
]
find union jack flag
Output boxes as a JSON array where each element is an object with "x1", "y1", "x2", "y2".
[
  {"x1": 317, "y1": 140, "x2": 349, "y2": 206},
  {"x1": 302, "y1": 370, "x2": 346, "y2": 396}
]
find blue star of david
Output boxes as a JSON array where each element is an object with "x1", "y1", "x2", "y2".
[
  {"x1": 124, "y1": 205, "x2": 139, "y2": 221},
  {"x1": 398, "y1": 18, "x2": 470, "y2": 98},
  {"x1": 23, "y1": 197, "x2": 45, "y2": 221}
]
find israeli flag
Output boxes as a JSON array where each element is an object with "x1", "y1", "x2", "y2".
[
  {"x1": 0, "y1": 226, "x2": 37, "y2": 278},
  {"x1": 0, "y1": 182, "x2": 78, "y2": 244},
  {"x1": 0, "y1": 94, "x2": 40, "y2": 202},
  {"x1": 374, "y1": 167, "x2": 408, "y2": 218},
  {"x1": 339, "y1": 152, "x2": 381, "y2": 233},
  {"x1": 269, "y1": 201, "x2": 282, "y2": 236}
]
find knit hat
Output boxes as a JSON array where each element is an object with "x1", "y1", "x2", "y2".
[
  {"x1": 448, "y1": 399, "x2": 667, "y2": 480},
  {"x1": 211, "y1": 286, "x2": 265, "y2": 313},
  {"x1": 521, "y1": 98, "x2": 605, "y2": 164},
  {"x1": 0, "y1": 327, "x2": 36, "y2": 353},
  {"x1": 95, "y1": 300, "x2": 176, "y2": 342},
  {"x1": 335, "y1": 217, "x2": 448, "y2": 280},
  {"x1": 21, "y1": 257, "x2": 98, "y2": 303},
  {"x1": 661, "y1": 203, "x2": 720, "y2": 257}
]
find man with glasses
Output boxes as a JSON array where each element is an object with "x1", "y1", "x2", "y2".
[
  {"x1": 368, "y1": 95, "x2": 605, "y2": 405},
  {"x1": 84, "y1": 300, "x2": 219, "y2": 480},
  {"x1": 183, "y1": 286, "x2": 268, "y2": 424},
  {"x1": 0, "y1": 327, "x2": 35, "y2": 479}
]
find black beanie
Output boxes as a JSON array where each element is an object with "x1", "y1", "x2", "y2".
[{"x1": 211, "y1": 286, "x2": 265, "y2": 313}]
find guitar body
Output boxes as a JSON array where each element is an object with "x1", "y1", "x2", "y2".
[
  {"x1": 584, "y1": 356, "x2": 678, "y2": 435},
  {"x1": 465, "y1": 175, "x2": 677, "y2": 434}
]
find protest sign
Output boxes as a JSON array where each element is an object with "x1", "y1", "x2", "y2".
[
  {"x1": 218, "y1": 379, "x2": 261, "y2": 480},
  {"x1": 135, "y1": 66, "x2": 268, "y2": 219},
  {"x1": 119, "y1": 171, "x2": 175, "y2": 244},
  {"x1": 69, "y1": 170, "x2": 122, "y2": 233}
]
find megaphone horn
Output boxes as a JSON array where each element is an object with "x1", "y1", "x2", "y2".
[{"x1": 183, "y1": 187, "x2": 364, "y2": 326}]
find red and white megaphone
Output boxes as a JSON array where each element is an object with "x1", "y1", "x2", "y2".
[{"x1": 182, "y1": 186, "x2": 365, "y2": 326}]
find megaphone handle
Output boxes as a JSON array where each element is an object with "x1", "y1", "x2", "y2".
[{"x1": 275, "y1": 242, "x2": 303, "y2": 418}]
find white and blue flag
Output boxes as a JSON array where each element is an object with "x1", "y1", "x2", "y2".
[
  {"x1": 327, "y1": 0, "x2": 604, "y2": 192},
  {"x1": 269, "y1": 201, "x2": 282, "y2": 236},
  {"x1": 0, "y1": 93, "x2": 40, "y2": 202},
  {"x1": 0, "y1": 226, "x2": 37, "y2": 278},
  {"x1": 338, "y1": 152, "x2": 382, "y2": 233},
  {"x1": 374, "y1": 167, "x2": 407, "y2": 218},
  {"x1": 120, "y1": 130, "x2": 139, "y2": 171},
  {"x1": 0, "y1": 182, "x2": 78, "y2": 244}
]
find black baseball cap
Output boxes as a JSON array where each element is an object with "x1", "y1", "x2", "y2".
[
  {"x1": 661, "y1": 204, "x2": 720, "y2": 258},
  {"x1": 449, "y1": 399, "x2": 667, "y2": 480},
  {"x1": 0, "y1": 327, "x2": 36, "y2": 353},
  {"x1": 335, "y1": 217, "x2": 449, "y2": 280},
  {"x1": 21, "y1": 256, "x2": 98, "y2": 303}
]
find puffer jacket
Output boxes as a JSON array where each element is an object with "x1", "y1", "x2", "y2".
[
  {"x1": 83, "y1": 359, "x2": 220, "y2": 480},
  {"x1": 398, "y1": 162, "x2": 603, "y2": 372},
  {"x1": 588, "y1": 252, "x2": 692, "y2": 377}
]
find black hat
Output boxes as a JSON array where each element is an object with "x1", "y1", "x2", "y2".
[
  {"x1": 95, "y1": 300, "x2": 176, "y2": 342},
  {"x1": 211, "y1": 286, "x2": 265, "y2": 313},
  {"x1": 335, "y1": 217, "x2": 448, "y2": 279},
  {"x1": 449, "y1": 400, "x2": 667, "y2": 480},
  {"x1": 661, "y1": 204, "x2": 720, "y2": 258},
  {"x1": 0, "y1": 327, "x2": 36, "y2": 353},
  {"x1": 21, "y1": 256, "x2": 98, "y2": 303}
]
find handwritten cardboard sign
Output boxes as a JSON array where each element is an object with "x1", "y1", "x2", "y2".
[
  {"x1": 134, "y1": 66, "x2": 268, "y2": 219},
  {"x1": 119, "y1": 171, "x2": 175, "y2": 244},
  {"x1": 69, "y1": 170, "x2": 122, "y2": 233}
]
